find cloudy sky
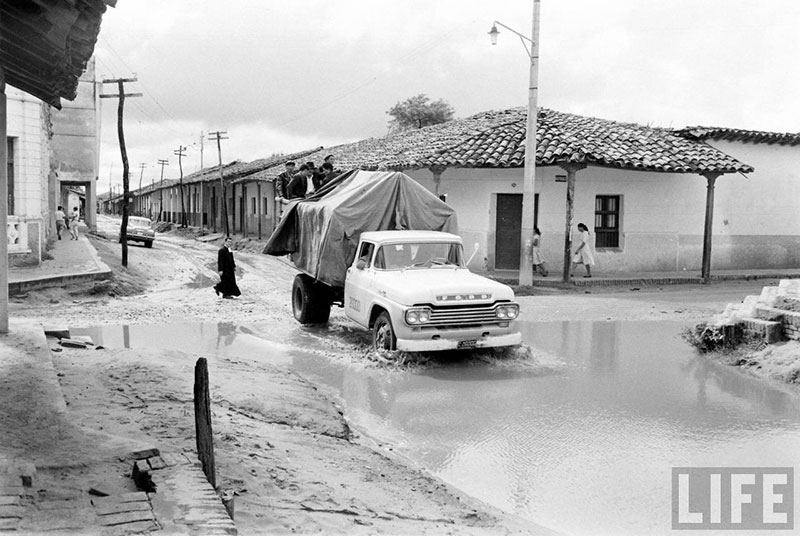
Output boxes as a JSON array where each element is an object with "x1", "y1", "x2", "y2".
[{"x1": 93, "y1": 0, "x2": 800, "y2": 193}]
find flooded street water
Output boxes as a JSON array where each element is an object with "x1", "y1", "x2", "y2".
[{"x1": 74, "y1": 320, "x2": 800, "y2": 536}]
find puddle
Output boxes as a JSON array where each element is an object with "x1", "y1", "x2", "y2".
[{"x1": 71, "y1": 319, "x2": 800, "y2": 535}]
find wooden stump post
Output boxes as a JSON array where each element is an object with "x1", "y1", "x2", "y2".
[{"x1": 194, "y1": 357, "x2": 216, "y2": 489}]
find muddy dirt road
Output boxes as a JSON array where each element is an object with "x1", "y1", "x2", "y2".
[{"x1": 9, "y1": 215, "x2": 770, "y2": 535}]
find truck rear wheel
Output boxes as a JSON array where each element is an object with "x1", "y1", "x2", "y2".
[
  {"x1": 372, "y1": 311, "x2": 397, "y2": 351},
  {"x1": 292, "y1": 274, "x2": 331, "y2": 324}
]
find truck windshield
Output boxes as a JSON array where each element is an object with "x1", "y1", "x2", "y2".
[{"x1": 374, "y1": 242, "x2": 464, "y2": 270}]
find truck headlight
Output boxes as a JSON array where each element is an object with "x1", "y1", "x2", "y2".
[
  {"x1": 405, "y1": 307, "x2": 432, "y2": 325},
  {"x1": 495, "y1": 304, "x2": 519, "y2": 320}
]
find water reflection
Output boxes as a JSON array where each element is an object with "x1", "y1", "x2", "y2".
[{"x1": 290, "y1": 320, "x2": 800, "y2": 536}]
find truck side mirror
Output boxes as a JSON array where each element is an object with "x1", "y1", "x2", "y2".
[{"x1": 356, "y1": 258, "x2": 367, "y2": 270}]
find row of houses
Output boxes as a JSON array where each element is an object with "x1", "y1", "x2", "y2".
[{"x1": 99, "y1": 106, "x2": 799, "y2": 277}]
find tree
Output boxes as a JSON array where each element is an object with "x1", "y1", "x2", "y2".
[{"x1": 386, "y1": 94, "x2": 454, "y2": 134}]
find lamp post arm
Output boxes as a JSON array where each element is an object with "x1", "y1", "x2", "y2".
[{"x1": 492, "y1": 20, "x2": 534, "y2": 59}]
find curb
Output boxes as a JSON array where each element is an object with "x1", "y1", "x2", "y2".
[
  {"x1": 9, "y1": 237, "x2": 113, "y2": 296},
  {"x1": 500, "y1": 272, "x2": 800, "y2": 290}
]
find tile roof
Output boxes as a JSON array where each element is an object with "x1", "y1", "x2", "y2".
[
  {"x1": 674, "y1": 126, "x2": 800, "y2": 146},
  {"x1": 242, "y1": 107, "x2": 754, "y2": 178},
  {"x1": 248, "y1": 108, "x2": 530, "y2": 181},
  {"x1": 137, "y1": 108, "x2": 762, "y2": 197},
  {"x1": 1, "y1": 0, "x2": 115, "y2": 108},
  {"x1": 420, "y1": 108, "x2": 754, "y2": 174}
]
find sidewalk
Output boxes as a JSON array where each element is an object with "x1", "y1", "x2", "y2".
[
  {"x1": 478, "y1": 267, "x2": 800, "y2": 288},
  {"x1": 8, "y1": 224, "x2": 111, "y2": 296},
  {"x1": 3, "y1": 229, "x2": 237, "y2": 534}
]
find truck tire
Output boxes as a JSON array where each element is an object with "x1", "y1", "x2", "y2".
[
  {"x1": 292, "y1": 274, "x2": 331, "y2": 324},
  {"x1": 372, "y1": 311, "x2": 397, "y2": 351}
]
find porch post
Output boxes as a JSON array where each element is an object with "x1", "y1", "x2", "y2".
[
  {"x1": 429, "y1": 165, "x2": 446, "y2": 197},
  {"x1": 86, "y1": 179, "x2": 97, "y2": 231},
  {"x1": 257, "y1": 182, "x2": 262, "y2": 240},
  {"x1": 559, "y1": 163, "x2": 586, "y2": 283},
  {"x1": 701, "y1": 172, "x2": 721, "y2": 283},
  {"x1": 0, "y1": 69, "x2": 8, "y2": 333}
]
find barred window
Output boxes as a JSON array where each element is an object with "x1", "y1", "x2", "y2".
[{"x1": 595, "y1": 195, "x2": 620, "y2": 248}]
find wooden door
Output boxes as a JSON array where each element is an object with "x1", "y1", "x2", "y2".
[{"x1": 495, "y1": 194, "x2": 522, "y2": 269}]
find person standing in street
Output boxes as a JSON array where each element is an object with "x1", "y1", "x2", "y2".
[
  {"x1": 214, "y1": 236, "x2": 241, "y2": 299},
  {"x1": 55, "y1": 206, "x2": 66, "y2": 240},
  {"x1": 531, "y1": 227, "x2": 548, "y2": 277},
  {"x1": 69, "y1": 207, "x2": 80, "y2": 240},
  {"x1": 570, "y1": 222, "x2": 595, "y2": 278}
]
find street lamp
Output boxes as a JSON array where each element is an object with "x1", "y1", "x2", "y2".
[{"x1": 489, "y1": 1, "x2": 541, "y2": 287}]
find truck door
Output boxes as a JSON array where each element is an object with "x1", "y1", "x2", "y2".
[{"x1": 344, "y1": 241, "x2": 375, "y2": 327}]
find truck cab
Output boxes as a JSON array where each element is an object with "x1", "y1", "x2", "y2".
[{"x1": 344, "y1": 230, "x2": 521, "y2": 352}]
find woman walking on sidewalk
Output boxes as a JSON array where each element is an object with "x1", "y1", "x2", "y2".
[
  {"x1": 531, "y1": 227, "x2": 548, "y2": 277},
  {"x1": 69, "y1": 207, "x2": 80, "y2": 240},
  {"x1": 571, "y1": 222, "x2": 595, "y2": 278}
]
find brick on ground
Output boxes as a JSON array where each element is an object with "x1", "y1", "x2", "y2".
[{"x1": 98, "y1": 509, "x2": 155, "y2": 527}]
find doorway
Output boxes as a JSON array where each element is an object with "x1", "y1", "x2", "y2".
[{"x1": 495, "y1": 193, "x2": 538, "y2": 270}]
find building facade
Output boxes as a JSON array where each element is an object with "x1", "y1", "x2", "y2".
[{"x1": 6, "y1": 86, "x2": 50, "y2": 264}]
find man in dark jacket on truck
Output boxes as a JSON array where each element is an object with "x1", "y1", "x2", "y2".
[
  {"x1": 287, "y1": 164, "x2": 311, "y2": 199},
  {"x1": 275, "y1": 161, "x2": 296, "y2": 200}
]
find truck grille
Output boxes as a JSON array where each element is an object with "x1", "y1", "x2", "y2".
[{"x1": 425, "y1": 302, "x2": 508, "y2": 327}]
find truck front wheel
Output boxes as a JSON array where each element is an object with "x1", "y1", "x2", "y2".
[
  {"x1": 372, "y1": 311, "x2": 397, "y2": 351},
  {"x1": 292, "y1": 274, "x2": 331, "y2": 324}
]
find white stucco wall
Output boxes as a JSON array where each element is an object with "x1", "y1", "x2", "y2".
[
  {"x1": 406, "y1": 143, "x2": 800, "y2": 274},
  {"x1": 6, "y1": 87, "x2": 49, "y2": 219}
]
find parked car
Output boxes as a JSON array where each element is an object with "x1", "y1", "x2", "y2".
[{"x1": 121, "y1": 216, "x2": 155, "y2": 248}]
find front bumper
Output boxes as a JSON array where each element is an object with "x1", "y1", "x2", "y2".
[{"x1": 396, "y1": 331, "x2": 521, "y2": 352}]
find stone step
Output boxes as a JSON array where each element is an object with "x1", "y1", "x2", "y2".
[{"x1": 740, "y1": 318, "x2": 784, "y2": 343}]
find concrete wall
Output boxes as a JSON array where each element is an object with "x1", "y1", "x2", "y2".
[
  {"x1": 6, "y1": 86, "x2": 49, "y2": 262},
  {"x1": 50, "y1": 59, "x2": 99, "y2": 231},
  {"x1": 6, "y1": 87, "x2": 49, "y2": 219}
]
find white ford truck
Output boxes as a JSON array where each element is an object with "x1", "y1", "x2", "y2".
[{"x1": 265, "y1": 170, "x2": 521, "y2": 352}]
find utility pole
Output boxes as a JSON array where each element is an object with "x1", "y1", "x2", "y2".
[
  {"x1": 174, "y1": 145, "x2": 187, "y2": 227},
  {"x1": 138, "y1": 163, "x2": 146, "y2": 216},
  {"x1": 208, "y1": 131, "x2": 229, "y2": 236},
  {"x1": 157, "y1": 158, "x2": 169, "y2": 223},
  {"x1": 100, "y1": 77, "x2": 141, "y2": 268},
  {"x1": 199, "y1": 131, "x2": 205, "y2": 169}
]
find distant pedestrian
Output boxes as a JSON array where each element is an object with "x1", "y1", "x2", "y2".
[
  {"x1": 570, "y1": 222, "x2": 595, "y2": 278},
  {"x1": 531, "y1": 227, "x2": 548, "y2": 277},
  {"x1": 69, "y1": 207, "x2": 80, "y2": 240},
  {"x1": 55, "y1": 206, "x2": 66, "y2": 240},
  {"x1": 214, "y1": 237, "x2": 241, "y2": 299}
]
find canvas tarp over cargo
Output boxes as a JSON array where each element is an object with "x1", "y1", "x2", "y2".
[{"x1": 263, "y1": 170, "x2": 458, "y2": 288}]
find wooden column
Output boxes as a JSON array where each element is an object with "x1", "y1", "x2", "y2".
[
  {"x1": 559, "y1": 163, "x2": 586, "y2": 283},
  {"x1": 429, "y1": 165, "x2": 446, "y2": 197},
  {"x1": 194, "y1": 357, "x2": 216, "y2": 488},
  {"x1": 257, "y1": 182, "x2": 262, "y2": 240},
  {"x1": 701, "y1": 172, "x2": 721, "y2": 283},
  {"x1": 242, "y1": 183, "x2": 247, "y2": 237}
]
